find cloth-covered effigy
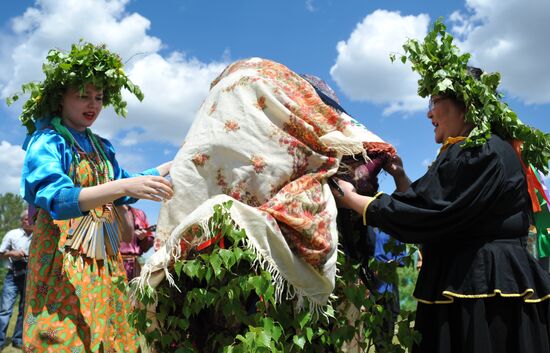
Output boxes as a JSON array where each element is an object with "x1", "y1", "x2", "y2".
[{"x1": 135, "y1": 57, "x2": 394, "y2": 308}]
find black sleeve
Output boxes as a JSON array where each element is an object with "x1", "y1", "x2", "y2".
[{"x1": 366, "y1": 141, "x2": 510, "y2": 244}]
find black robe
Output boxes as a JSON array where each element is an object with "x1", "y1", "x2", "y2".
[{"x1": 366, "y1": 134, "x2": 550, "y2": 352}]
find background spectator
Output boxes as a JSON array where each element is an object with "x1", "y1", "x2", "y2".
[
  {"x1": 0, "y1": 210, "x2": 32, "y2": 349},
  {"x1": 120, "y1": 205, "x2": 155, "y2": 280}
]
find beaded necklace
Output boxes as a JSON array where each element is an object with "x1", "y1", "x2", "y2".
[
  {"x1": 50, "y1": 116, "x2": 122, "y2": 261},
  {"x1": 50, "y1": 116, "x2": 114, "y2": 183}
]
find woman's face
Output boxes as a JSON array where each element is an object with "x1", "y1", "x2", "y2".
[
  {"x1": 427, "y1": 96, "x2": 470, "y2": 144},
  {"x1": 60, "y1": 84, "x2": 103, "y2": 131}
]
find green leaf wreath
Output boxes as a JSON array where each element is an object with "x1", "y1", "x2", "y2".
[
  {"x1": 6, "y1": 41, "x2": 144, "y2": 134},
  {"x1": 391, "y1": 19, "x2": 550, "y2": 173}
]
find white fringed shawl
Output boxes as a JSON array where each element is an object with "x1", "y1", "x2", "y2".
[{"x1": 135, "y1": 58, "x2": 385, "y2": 308}]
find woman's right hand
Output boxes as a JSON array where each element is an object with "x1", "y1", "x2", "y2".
[
  {"x1": 120, "y1": 175, "x2": 174, "y2": 202},
  {"x1": 330, "y1": 178, "x2": 363, "y2": 211}
]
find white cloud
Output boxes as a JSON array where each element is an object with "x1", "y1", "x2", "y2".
[
  {"x1": 305, "y1": 0, "x2": 317, "y2": 12},
  {"x1": 0, "y1": 141, "x2": 25, "y2": 195},
  {"x1": 1, "y1": 0, "x2": 161, "y2": 99},
  {"x1": 450, "y1": 0, "x2": 550, "y2": 104},
  {"x1": 330, "y1": 10, "x2": 430, "y2": 115},
  {"x1": 113, "y1": 149, "x2": 147, "y2": 172},
  {"x1": 92, "y1": 52, "x2": 226, "y2": 146},
  {"x1": 1, "y1": 0, "x2": 228, "y2": 147}
]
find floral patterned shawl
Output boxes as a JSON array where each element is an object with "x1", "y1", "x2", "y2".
[{"x1": 136, "y1": 58, "x2": 392, "y2": 307}]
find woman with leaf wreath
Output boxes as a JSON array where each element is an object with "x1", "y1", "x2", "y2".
[
  {"x1": 9, "y1": 42, "x2": 173, "y2": 352},
  {"x1": 332, "y1": 20, "x2": 550, "y2": 353}
]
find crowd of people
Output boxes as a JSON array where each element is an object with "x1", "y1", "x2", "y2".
[{"x1": 1, "y1": 23, "x2": 549, "y2": 353}]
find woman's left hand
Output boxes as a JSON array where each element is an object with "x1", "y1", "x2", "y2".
[
  {"x1": 120, "y1": 175, "x2": 174, "y2": 202},
  {"x1": 383, "y1": 155, "x2": 405, "y2": 178},
  {"x1": 383, "y1": 155, "x2": 411, "y2": 192}
]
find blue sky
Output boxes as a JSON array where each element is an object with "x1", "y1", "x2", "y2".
[{"x1": 1, "y1": 0, "x2": 549, "y2": 223}]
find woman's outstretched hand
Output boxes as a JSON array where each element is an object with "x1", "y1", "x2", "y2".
[
  {"x1": 121, "y1": 175, "x2": 174, "y2": 202},
  {"x1": 78, "y1": 175, "x2": 174, "y2": 212}
]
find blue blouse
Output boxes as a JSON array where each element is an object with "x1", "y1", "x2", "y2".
[{"x1": 21, "y1": 128, "x2": 159, "y2": 220}]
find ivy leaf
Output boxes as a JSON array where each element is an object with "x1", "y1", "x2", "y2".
[
  {"x1": 263, "y1": 318, "x2": 282, "y2": 341},
  {"x1": 219, "y1": 248, "x2": 236, "y2": 270},
  {"x1": 325, "y1": 304, "x2": 336, "y2": 319},
  {"x1": 292, "y1": 336, "x2": 306, "y2": 349},
  {"x1": 210, "y1": 253, "x2": 223, "y2": 276},
  {"x1": 305, "y1": 327, "x2": 314, "y2": 343},
  {"x1": 256, "y1": 330, "x2": 271, "y2": 348},
  {"x1": 298, "y1": 311, "x2": 311, "y2": 329},
  {"x1": 174, "y1": 261, "x2": 183, "y2": 277},
  {"x1": 182, "y1": 259, "x2": 201, "y2": 279}
]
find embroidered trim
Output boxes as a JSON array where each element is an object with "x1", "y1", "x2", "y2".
[
  {"x1": 363, "y1": 191, "x2": 383, "y2": 226},
  {"x1": 414, "y1": 288, "x2": 550, "y2": 304}
]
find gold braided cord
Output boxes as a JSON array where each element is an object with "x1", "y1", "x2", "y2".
[{"x1": 414, "y1": 289, "x2": 550, "y2": 305}]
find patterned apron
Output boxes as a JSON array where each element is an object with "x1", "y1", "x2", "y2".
[{"x1": 23, "y1": 149, "x2": 140, "y2": 353}]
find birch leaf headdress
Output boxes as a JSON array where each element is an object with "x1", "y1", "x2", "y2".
[
  {"x1": 392, "y1": 19, "x2": 549, "y2": 173},
  {"x1": 7, "y1": 41, "x2": 144, "y2": 135}
]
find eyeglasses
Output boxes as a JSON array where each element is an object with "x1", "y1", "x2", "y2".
[{"x1": 428, "y1": 96, "x2": 450, "y2": 112}]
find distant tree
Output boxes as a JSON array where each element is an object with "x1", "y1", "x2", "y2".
[{"x1": 0, "y1": 193, "x2": 27, "y2": 242}]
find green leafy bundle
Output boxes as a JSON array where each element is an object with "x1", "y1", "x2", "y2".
[
  {"x1": 7, "y1": 41, "x2": 144, "y2": 134},
  {"x1": 129, "y1": 201, "x2": 419, "y2": 352},
  {"x1": 392, "y1": 19, "x2": 549, "y2": 173}
]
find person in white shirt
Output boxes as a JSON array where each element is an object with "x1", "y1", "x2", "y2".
[{"x1": 0, "y1": 210, "x2": 33, "y2": 349}]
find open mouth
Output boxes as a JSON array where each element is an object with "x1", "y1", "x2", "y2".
[{"x1": 83, "y1": 112, "x2": 96, "y2": 120}]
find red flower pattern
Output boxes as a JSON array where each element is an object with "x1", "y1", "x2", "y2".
[
  {"x1": 192, "y1": 153, "x2": 210, "y2": 167},
  {"x1": 250, "y1": 155, "x2": 266, "y2": 173},
  {"x1": 208, "y1": 102, "x2": 217, "y2": 115},
  {"x1": 256, "y1": 96, "x2": 267, "y2": 110},
  {"x1": 224, "y1": 119, "x2": 240, "y2": 132},
  {"x1": 260, "y1": 174, "x2": 333, "y2": 268}
]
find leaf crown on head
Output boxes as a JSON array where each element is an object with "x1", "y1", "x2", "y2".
[
  {"x1": 7, "y1": 41, "x2": 144, "y2": 134},
  {"x1": 393, "y1": 18, "x2": 549, "y2": 173}
]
